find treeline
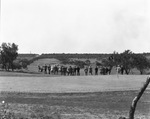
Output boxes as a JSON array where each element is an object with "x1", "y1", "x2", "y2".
[
  {"x1": 53, "y1": 50, "x2": 150, "y2": 74},
  {"x1": 18, "y1": 54, "x2": 39, "y2": 59},
  {"x1": 102, "y1": 50, "x2": 150, "y2": 75},
  {"x1": 0, "y1": 42, "x2": 150, "y2": 74},
  {"x1": 28, "y1": 53, "x2": 150, "y2": 62}
]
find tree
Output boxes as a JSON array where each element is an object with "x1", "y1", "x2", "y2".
[
  {"x1": 112, "y1": 50, "x2": 135, "y2": 74},
  {"x1": 129, "y1": 76, "x2": 150, "y2": 119},
  {"x1": 85, "y1": 60, "x2": 91, "y2": 66},
  {"x1": 112, "y1": 51, "x2": 122, "y2": 66},
  {"x1": 133, "y1": 54, "x2": 150, "y2": 74},
  {"x1": 101, "y1": 57, "x2": 113, "y2": 74},
  {"x1": 0, "y1": 43, "x2": 18, "y2": 71},
  {"x1": 112, "y1": 50, "x2": 150, "y2": 75},
  {"x1": 19, "y1": 58, "x2": 30, "y2": 69},
  {"x1": 119, "y1": 76, "x2": 150, "y2": 119},
  {"x1": 95, "y1": 61, "x2": 101, "y2": 66},
  {"x1": 13, "y1": 60, "x2": 22, "y2": 70},
  {"x1": 120, "y1": 50, "x2": 134, "y2": 74},
  {"x1": 74, "y1": 60, "x2": 86, "y2": 68},
  {"x1": 56, "y1": 56, "x2": 70, "y2": 64}
]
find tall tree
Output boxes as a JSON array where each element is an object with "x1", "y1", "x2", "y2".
[
  {"x1": 112, "y1": 51, "x2": 122, "y2": 66},
  {"x1": 133, "y1": 54, "x2": 150, "y2": 74},
  {"x1": 0, "y1": 43, "x2": 18, "y2": 71},
  {"x1": 112, "y1": 50, "x2": 134, "y2": 74},
  {"x1": 120, "y1": 50, "x2": 134, "y2": 74}
]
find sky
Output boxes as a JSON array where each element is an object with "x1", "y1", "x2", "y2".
[{"x1": 1, "y1": 0, "x2": 150, "y2": 54}]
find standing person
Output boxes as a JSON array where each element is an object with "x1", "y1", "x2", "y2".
[
  {"x1": 60, "y1": 66, "x2": 63, "y2": 75},
  {"x1": 116, "y1": 65, "x2": 121, "y2": 76},
  {"x1": 53, "y1": 64, "x2": 57, "y2": 74},
  {"x1": 74, "y1": 66, "x2": 77, "y2": 75},
  {"x1": 72, "y1": 66, "x2": 76, "y2": 75},
  {"x1": 77, "y1": 66, "x2": 80, "y2": 76},
  {"x1": 58, "y1": 65, "x2": 61, "y2": 75},
  {"x1": 84, "y1": 66, "x2": 88, "y2": 75},
  {"x1": 44, "y1": 64, "x2": 47, "y2": 74},
  {"x1": 55, "y1": 65, "x2": 58, "y2": 75},
  {"x1": 38, "y1": 65, "x2": 41, "y2": 72},
  {"x1": 70, "y1": 66, "x2": 73, "y2": 75},
  {"x1": 105, "y1": 67, "x2": 108, "y2": 75},
  {"x1": 120, "y1": 65, "x2": 124, "y2": 75},
  {"x1": 62, "y1": 66, "x2": 65, "y2": 75},
  {"x1": 67, "y1": 67, "x2": 69, "y2": 75},
  {"x1": 89, "y1": 66, "x2": 93, "y2": 75},
  {"x1": 48, "y1": 65, "x2": 51, "y2": 74},
  {"x1": 107, "y1": 66, "x2": 112, "y2": 75},
  {"x1": 68, "y1": 66, "x2": 72, "y2": 76},
  {"x1": 103, "y1": 66, "x2": 106, "y2": 75},
  {"x1": 64, "y1": 66, "x2": 67, "y2": 76},
  {"x1": 99, "y1": 66, "x2": 102, "y2": 75},
  {"x1": 41, "y1": 66, "x2": 44, "y2": 72},
  {"x1": 95, "y1": 66, "x2": 98, "y2": 75}
]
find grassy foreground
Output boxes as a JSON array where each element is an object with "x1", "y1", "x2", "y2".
[
  {"x1": 0, "y1": 71, "x2": 150, "y2": 118},
  {"x1": 0, "y1": 90, "x2": 150, "y2": 119}
]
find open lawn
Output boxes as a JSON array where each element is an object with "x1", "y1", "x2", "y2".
[
  {"x1": 0, "y1": 74, "x2": 150, "y2": 93},
  {"x1": 0, "y1": 71, "x2": 150, "y2": 118}
]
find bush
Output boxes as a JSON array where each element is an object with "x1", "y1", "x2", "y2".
[
  {"x1": 13, "y1": 60, "x2": 22, "y2": 69},
  {"x1": 19, "y1": 59, "x2": 30, "y2": 69},
  {"x1": 56, "y1": 57, "x2": 70, "y2": 64},
  {"x1": 74, "y1": 60, "x2": 86, "y2": 68}
]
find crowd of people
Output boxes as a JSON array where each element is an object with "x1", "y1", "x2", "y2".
[
  {"x1": 84, "y1": 66, "x2": 112, "y2": 75},
  {"x1": 38, "y1": 64, "x2": 115, "y2": 76},
  {"x1": 38, "y1": 65, "x2": 81, "y2": 76}
]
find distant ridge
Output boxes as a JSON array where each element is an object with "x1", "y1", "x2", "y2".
[
  {"x1": 17, "y1": 53, "x2": 39, "y2": 60},
  {"x1": 17, "y1": 52, "x2": 150, "y2": 61},
  {"x1": 18, "y1": 53, "x2": 39, "y2": 57}
]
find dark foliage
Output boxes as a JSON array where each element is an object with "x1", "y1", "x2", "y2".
[
  {"x1": 112, "y1": 50, "x2": 150, "y2": 74},
  {"x1": 132, "y1": 54, "x2": 150, "y2": 74},
  {"x1": 0, "y1": 43, "x2": 18, "y2": 71}
]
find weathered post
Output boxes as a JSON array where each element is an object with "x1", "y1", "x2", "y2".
[{"x1": 129, "y1": 76, "x2": 150, "y2": 119}]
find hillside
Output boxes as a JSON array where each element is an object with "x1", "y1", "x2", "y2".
[
  {"x1": 17, "y1": 53, "x2": 39, "y2": 60},
  {"x1": 27, "y1": 58, "x2": 60, "y2": 72},
  {"x1": 17, "y1": 53, "x2": 150, "y2": 74}
]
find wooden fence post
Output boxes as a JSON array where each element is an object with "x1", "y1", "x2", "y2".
[{"x1": 129, "y1": 76, "x2": 150, "y2": 119}]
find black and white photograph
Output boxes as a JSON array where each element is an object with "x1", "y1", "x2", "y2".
[{"x1": 0, "y1": 0, "x2": 150, "y2": 118}]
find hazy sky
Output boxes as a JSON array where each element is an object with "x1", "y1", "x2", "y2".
[{"x1": 1, "y1": 0, "x2": 150, "y2": 54}]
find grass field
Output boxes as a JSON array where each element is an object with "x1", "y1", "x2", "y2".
[
  {"x1": 0, "y1": 74, "x2": 150, "y2": 93},
  {"x1": 0, "y1": 90, "x2": 150, "y2": 119},
  {"x1": 0, "y1": 71, "x2": 150, "y2": 119}
]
